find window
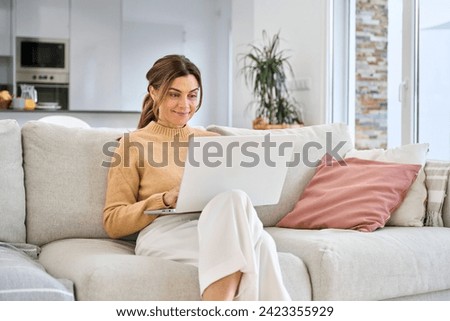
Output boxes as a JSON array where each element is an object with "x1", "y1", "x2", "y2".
[
  {"x1": 334, "y1": 0, "x2": 450, "y2": 160},
  {"x1": 416, "y1": 0, "x2": 450, "y2": 160}
]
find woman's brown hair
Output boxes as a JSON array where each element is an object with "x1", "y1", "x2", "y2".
[{"x1": 137, "y1": 55, "x2": 203, "y2": 129}]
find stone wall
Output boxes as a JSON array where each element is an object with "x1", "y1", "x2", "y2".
[{"x1": 355, "y1": 0, "x2": 388, "y2": 149}]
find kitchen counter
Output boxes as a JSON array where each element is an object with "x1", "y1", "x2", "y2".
[
  {"x1": 0, "y1": 109, "x2": 141, "y2": 129},
  {"x1": 0, "y1": 108, "x2": 140, "y2": 114}
]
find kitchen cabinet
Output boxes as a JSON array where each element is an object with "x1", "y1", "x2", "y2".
[
  {"x1": 0, "y1": 0, "x2": 11, "y2": 56},
  {"x1": 15, "y1": 0, "x2": 69, "y2": 39},
  {"x1": 69, "y1": 0, "x2": 121, "y2": 111},
  {"x1": 0, "y1": 0, "x2": 12, "y2": 91}
]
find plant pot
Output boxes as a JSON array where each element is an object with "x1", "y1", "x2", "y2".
[{"x1": 252, "y1": 117, "x2": 304, "y2": 130}]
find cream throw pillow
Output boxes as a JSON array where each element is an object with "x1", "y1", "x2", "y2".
[
  {"x1": 345, "y1": 143, "x2": 429, "y2": 226},
  {"x1": 207, "y1": 123, "x2": 354, "y2": 226}
]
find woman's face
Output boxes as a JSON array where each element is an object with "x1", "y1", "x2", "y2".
[{"x1": 151, "y1": 75, "x2": 200, "y2": 128}]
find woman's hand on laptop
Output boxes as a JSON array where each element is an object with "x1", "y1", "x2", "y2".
[{"x1": 163, "y1": 187, "x2": 179, "y2": 208}]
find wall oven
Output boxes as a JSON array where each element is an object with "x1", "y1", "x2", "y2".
[
  {"x1": 16, "y1": 83, "x2": 69, "y2": 110},
  {"x1": 16, "y1": 37, "x2": 69, "y2": 109}
]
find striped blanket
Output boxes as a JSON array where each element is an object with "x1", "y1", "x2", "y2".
[{"x1": 424, "y1": 161, "x2": 450, "y2": 227}]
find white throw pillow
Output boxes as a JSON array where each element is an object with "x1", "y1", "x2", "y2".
[{"x1": 345, "y1": 143, "x2": 429, "y2": 226}]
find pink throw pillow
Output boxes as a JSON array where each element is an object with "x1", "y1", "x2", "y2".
[{"x1": 276, "y1": 156, "x2": 421, "y2": 232}]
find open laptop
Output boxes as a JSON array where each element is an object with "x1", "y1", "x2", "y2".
[{"x1": 144, "y1": 134, "x2": 295, "y2": 215}]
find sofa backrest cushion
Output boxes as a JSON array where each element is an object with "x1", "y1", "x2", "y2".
[
  {"x1": 22, "y1": 121, "x2": 125, "y2": 246},
  {"x1": 206, "y1": 123, "x2": 354, "y2": 226},
  {"x1": 0, "y1": 119, "x2": 26, "y2": 243}
]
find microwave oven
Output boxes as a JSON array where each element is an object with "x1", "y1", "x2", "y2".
[{"x1": 16, "y1": 37, "x2": 69, "y2": 84}]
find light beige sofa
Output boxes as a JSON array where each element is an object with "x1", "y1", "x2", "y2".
[{"x1": 1, "y1": 118, "x2": 450, "y2": 301}]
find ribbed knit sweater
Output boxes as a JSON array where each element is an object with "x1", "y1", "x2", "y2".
[{"x1": 103, "y1": 121, "x2": 219, "y2": 238}]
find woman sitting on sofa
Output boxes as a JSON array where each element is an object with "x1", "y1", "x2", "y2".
[{"x1": 102, "y1": 54, "x2": 290, "y2": 301}]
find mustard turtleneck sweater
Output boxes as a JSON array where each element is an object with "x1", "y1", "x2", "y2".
[{"x1": 103, "y1": 121, "x2": 219, "y2": 239}]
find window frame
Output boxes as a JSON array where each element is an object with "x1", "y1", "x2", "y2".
[{"x1": 332, "y1": 0, "x2": 419, "y2": 146}]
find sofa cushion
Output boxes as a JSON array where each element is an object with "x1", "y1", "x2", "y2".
[
  {"x1": 276, "y1": 157, "x2": 421, "y2": 232},
  {"x1": 206, "y1": 123, "x2": 354, "y2": 226},
  {"x1": 39, "y1": 238, "x2": 201, "y2": 300},
  {"x1": 38, "y1": 238, "x2": 312, "y2": 300},
  {"x1": 22, "y1": 121, "x2": 124, "y2": 246},
  {"x1": 0, "y1": 242, "x2": 74, "y2": 300},
  {"x1": 345, "y1": 144, "x2": 429, "y2": 227},
  {"x1": 0, "y1": 119, "x2": 26, "y2": 243},
  {"x1": 267, "y1": 226, "x2": 450, "y2": 300}
]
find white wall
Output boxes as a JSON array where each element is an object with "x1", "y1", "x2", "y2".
[
  {"x1": 230, "y1": 0, "x2": 254, "y2": 128},
  {"x1": 231, "y1": 0, "x2": 330, "y2": 128},
  {"x1": 4, "y1": 0, "x2": 331, "y2": 129},
  {"x1": 120, "y1": 0, "x2": 231, "y2": 128}
]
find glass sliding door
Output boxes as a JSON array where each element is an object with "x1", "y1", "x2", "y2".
[
  {"x1": 387, "y1": 0, "x2": 450, "y2": 159},
  {"x1": 416, "y1": 0, "x2": 450, "y2": 160}
]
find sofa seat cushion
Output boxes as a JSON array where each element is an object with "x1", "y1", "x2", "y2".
[
  {"x1": 0, "y1": 243, "x2": 74, "y2": 300},
  {"x1": 39, "y1": 238, "x2": 198, "y2": 300},
  {"x1": 38, "y1": 238, "x2": 311, "y2": 301},
  {"x1": 266, "y1": 226, "x2": 450, "y2": 300}
]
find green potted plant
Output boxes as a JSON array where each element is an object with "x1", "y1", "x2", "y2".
[{"x1": 240, "y1": 30, "x2": 303, "y2": 129}]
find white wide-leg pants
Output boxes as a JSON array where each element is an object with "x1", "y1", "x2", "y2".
[{"x1": 135, "y1": 190, "x2": 291, "y2": 301}]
